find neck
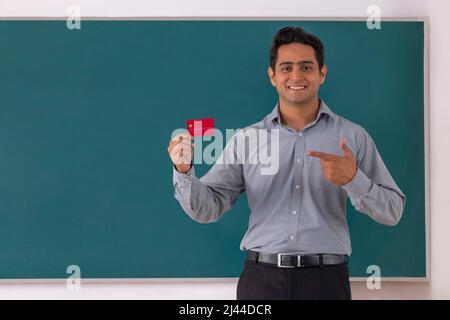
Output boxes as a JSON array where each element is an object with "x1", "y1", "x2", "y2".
[{"x1": 278, "y1": 97, "x2": 320, "y2": 131}]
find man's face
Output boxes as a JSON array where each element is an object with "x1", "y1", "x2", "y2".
[{"x1": 268, "y1": 43, "x2": 327, "y2": 106}]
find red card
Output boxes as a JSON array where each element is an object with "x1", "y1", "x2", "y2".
[{"x1": 186, "y1": 118, "x2": 215, "y2": 137}]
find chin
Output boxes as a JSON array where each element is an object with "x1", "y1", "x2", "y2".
[
  {"x1": 291, "y1": 93, "x2": 316, "y2": 104},
  {"x1": 288, "y1": 98, "x2": 310, "y2": 105}
]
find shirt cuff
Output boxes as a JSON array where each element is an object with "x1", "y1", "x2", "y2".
[
  {"x1": 342, "y1": 168, "x2": 372, "y2": 198},
  {"x1": 173, "y1": 165, "x2": 195, "y2": 185}
]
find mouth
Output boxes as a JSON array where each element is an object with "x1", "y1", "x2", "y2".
[{"x1": 287, "y1": 85, "x2": 307, "y2": 91}]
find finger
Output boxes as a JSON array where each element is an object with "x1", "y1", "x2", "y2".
[
  {"x1": 340, "y1": 139, "x2": 356, "y2": 160},
  {"x1": 171, "y1": 132, "x2": 193, "y2": 143},
  {"x1": 170, "y1": 141, "x2": 193, "y2": 157},
  {"x1": 168, "y1": 135, "x2": 188, "y2": 152},
  {"x1": 171, "y1": 138, "x2": 193, "y2": 147},
  {"x1": 171, "y1": 143, "x2": 193, "y2": 165},
  {"x1": 308, "y1": 151, "x2": 340, "y2": 162},
  {"x1": 169, "y1": 139, "x2": 193, "y2": 151},
  {"x1": 170, "y1": 139, "x2": 193, "y2": 152},
  {"x1": 168, "y1": 140, "x2": 178, "y2": 149},
  {"x1": 320, "y1": 160, "x2": 337, "y2": 169}
]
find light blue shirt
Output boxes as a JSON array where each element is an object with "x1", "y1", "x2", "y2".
[{"x1": 173, "y1": 100, "x2": 406, "y2": 255}]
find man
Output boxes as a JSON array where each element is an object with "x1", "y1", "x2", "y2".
[{"x1": 167, "y1": 26, "x2": 406, "y2": 300}]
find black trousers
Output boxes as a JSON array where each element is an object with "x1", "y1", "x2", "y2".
[{"x1": 236, "y1": 259, "x2": 352, "y2": 300}]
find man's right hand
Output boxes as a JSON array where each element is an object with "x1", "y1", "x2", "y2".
[{"x1": 167, "y1": 133, "x2": 193, "y2": 173}]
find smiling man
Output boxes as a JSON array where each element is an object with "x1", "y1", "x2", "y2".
[{"x1": 168, "y1": 27, "x2": 406, "y2": 300}]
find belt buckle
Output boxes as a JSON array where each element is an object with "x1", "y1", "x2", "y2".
[{"x1": 277, "y1": 253, "x2": 302, "y2": 268}]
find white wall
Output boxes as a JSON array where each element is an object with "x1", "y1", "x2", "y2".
[{"x1": 0, "y1": 0, "x2": 448, "y2": 299}]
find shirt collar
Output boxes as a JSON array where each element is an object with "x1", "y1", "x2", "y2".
[{"x1": 268, "y1": 99, "x2": 337, "y2": 125}]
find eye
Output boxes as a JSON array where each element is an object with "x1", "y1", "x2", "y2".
[
  {"x1": 301, "y1": 65, "x2": 312, "y2": 72},
  {"x1": 281, "y1": 65, "x2": 292, "y2": 72}
]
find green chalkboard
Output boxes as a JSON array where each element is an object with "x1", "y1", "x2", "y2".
[{"x1": 0, "y1": 20, "x2": 426, "y2": 279}]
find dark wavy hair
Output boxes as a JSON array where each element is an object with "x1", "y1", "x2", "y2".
[{"x1": 269, "y1": 26, "x2": 325, "y2": 72}]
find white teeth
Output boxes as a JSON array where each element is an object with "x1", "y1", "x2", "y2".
[{"x1": 288, "y1": 86, "x2": 306, "y2": 90}]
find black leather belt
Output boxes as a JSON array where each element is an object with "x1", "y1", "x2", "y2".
[{"x1": 247, "y1": 250, "x2": 348, "y2": 268}]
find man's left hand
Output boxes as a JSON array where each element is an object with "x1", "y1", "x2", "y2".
[{"x1": 308, "y1": 140, "x2": 357, "y2": 186}]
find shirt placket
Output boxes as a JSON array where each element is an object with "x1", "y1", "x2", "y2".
[{"x1": 287, "y1": 130, "x2": 305, "y2": 251}]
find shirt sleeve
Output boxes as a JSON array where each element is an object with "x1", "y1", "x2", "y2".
[
  {"x1": 173, "y1": 135, "x2": 245, "y2": 223},
  {"x1": 342, "y1": 128, "x2": 406, "y2": 226}
]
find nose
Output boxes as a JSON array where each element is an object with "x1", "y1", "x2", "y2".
[{"x1": 290, "y1": 67, "x2": 305, "y2": 81}]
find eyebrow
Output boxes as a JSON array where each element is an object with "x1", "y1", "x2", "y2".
[{"x1": 279, "y1": 61, "x2": 315, "y2": 66}]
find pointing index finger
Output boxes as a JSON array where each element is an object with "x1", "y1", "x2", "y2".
[{"x1": 308, "y1": 150, "x2": 340, "y2": 161}]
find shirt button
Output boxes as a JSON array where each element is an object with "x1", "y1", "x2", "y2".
[
  {"x1": 295, "y1": 185, "x2": 300, "y2": 190},
  {"x1": 292, "y1": 210, "x2": 297, "y2": 215},
  {"x1": 296, "y1": 158, "x2": 301, "y2": 163},
  {"x1": 184, "y1": 178, "x2": 189, "y2": 184},
  {"x1": 298, "y1": 132, "x2": 303, "y2": 136},
  {"x1": 289, "y1": 235, "x2": 295, "y2": 240}
]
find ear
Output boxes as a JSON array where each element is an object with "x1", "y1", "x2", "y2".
[
  {"x1": 268, "y1": 66, "x2": 276, "y2": 87},
  {"x1": 319, "y1": 64, "x2": 327, "y2": 85}
]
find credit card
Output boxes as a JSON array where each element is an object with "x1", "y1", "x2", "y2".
[{"x1": 186, "y1": 117, "x2": 215, "y2": 137}]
